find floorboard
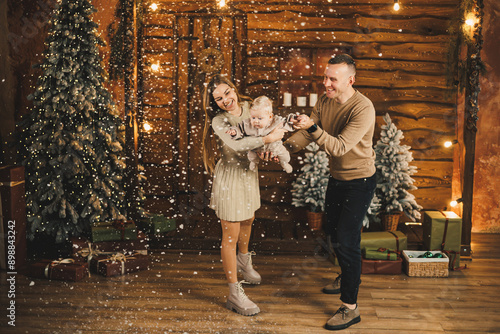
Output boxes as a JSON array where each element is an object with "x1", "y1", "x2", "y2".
[{"x1": 1, "y1": 233, "x2": 499, "y2": 333}]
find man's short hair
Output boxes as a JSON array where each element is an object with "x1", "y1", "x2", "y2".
[{"x1": 328, "y1": 54, "x2": 356, "y2": 75}]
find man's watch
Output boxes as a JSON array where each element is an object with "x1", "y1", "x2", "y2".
[{"x1": 307, "y1": 123, "x2": 318, "y2": 133}]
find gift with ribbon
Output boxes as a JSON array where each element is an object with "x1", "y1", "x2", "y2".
[
  {"x1": 71, "y1": 231, "x2": 148, "y2": 261},
  {"x1": 91, "y1": 220, "x2": 137, "y2": 242},
  {"x1": 361, "y1": 257, "x2": 403, "y2": 275},
  {"x1": 422, "y1": 211, "x2": 462, "y2": 269},
  {"x1": 360, "y1": 231, "x2": 408, "y2": 252},
  {"x1": 89, "y1": 252, "x2": 149, "y2": 277},
  {"x1": 363, "y1": 247, "x2": 399, "y2": 261},
  {"x1": 26, "y1": 258, "x2": 89, "y2": 281},
  {"x1": 137, "y1": 214, "x2": 176, "y2": 235}
]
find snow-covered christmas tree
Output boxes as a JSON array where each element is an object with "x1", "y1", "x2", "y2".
[
  {"x1": 368, "y1": 113, "x2": 422, "y2": 225},
  {"x1": 20, "y1": 0, "x2": 126, "y2": 242},
  {"x1": 291, "y1": 142, "x2": 330, "y2": 213}
]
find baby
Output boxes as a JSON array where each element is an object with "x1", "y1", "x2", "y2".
[{"x1": 228, "y1": 96, "x2": 296, "y2": 173}]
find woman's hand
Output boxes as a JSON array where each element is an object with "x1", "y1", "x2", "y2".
[
  {"x1": 263, "y1": 127, "x2": 286, "y2": 144},
  {"x1": 258, "y1": 151, "x2": 279, "y2": 162}
]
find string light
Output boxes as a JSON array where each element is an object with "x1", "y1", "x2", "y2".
[
  {"x1": 151, "y1": 62, "x2": 160, "y2": 71},
  {"x1": 143, "y1": 122, "x2": 152, "y2": 132},
  {"x1": 217, "y1": 0, "x2": 227, "y2": 9},
  {"x1": 150, "y1": 3, "x2": 158, "y2": 11},
  {"x1": 393, "y1": 0, "x2": 400, "y2": 11}
]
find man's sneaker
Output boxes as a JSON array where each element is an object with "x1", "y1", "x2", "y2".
[
  {"x1": 226, "y1": 281, "x2": 260, "y2": 316},
  {"x1": 325, "y1": 305, "x2": 361, "y2": 331},
  {"x1": 322, "y1": 274, "x2": 341, "y2": 294}
]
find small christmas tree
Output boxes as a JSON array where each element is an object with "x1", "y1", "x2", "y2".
[
  {"x1": 368, "y1": 113, "x2": 422, "y2": 225},
  {"x1": 20, "y1": 0, "x2": 126, "y2": 242},
  {"x1": 291, "y1": 143, "x2": 330, "y2": 213}
]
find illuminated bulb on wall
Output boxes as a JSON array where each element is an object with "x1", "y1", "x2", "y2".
[
  {"x1": 150, "y1": 3, "x2": 158, "y2": 11},
  {"x1": 444, "y1": 140, "x2": 458, "y2": 148},
  {"x1": 450, "y1": 198, "x2": 463, "y2": 208},
  {"x1": 465, "y1": 18, "x2": 474, "y2": 26},
  {"x1": 151, "y1": 63, "x2": 160, "y2": 71},
  {"x1": 393, "y1": 0, "x2": 400, "y2": 11},
  {"x1": 143, "y1": 122, "x2": 152, "y2": 132}
]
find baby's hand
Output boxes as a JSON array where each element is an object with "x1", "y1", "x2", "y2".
[{"x1": 227, "y1": 129, "x2": 237, "y2": 137}]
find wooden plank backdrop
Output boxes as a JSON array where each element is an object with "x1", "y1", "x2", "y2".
[{"x1": 137, "y1": 0, "x2": 460, "y2": 248}]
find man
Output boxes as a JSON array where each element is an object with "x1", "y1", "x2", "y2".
[{"x1": 285, "y1": 54, "x2": 376, "y2": 331}]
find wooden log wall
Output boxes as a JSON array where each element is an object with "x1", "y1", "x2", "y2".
[{"x1": 139, "y1": 0, "x2": 460, "y2": 244}]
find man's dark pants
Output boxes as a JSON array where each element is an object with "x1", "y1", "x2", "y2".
[{"x1": 324, "y1": 173, "x2": 376, "y2": 305}]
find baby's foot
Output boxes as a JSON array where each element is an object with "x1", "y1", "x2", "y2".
[{"x1": 283, "y1": 164, "x2": 293, "y2": 173}]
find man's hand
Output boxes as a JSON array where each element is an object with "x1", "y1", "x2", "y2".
[{"x1": 291, "y1": 114, "x2": 315, "y2": 130}]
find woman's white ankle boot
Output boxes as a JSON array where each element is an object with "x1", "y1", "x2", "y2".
[
  {"x1": 237, "y1": 251, "x2": 262, "y2": 284},
  {"x1": 226, "y1": 281, "x2": 260, "y2": 316}
]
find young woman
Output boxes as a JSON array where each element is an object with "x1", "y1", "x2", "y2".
[{"x1": 202, "y1": 75, "x2": 285, "y2": 316}]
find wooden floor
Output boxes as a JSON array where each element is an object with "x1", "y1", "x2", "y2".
[{"x1": 1, "y1": 233, "x2": 500, "y2": 334}]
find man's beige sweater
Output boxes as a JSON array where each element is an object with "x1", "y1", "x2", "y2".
[{"x1": 285, "y1": 90, "x2": 376, "y2": 181}]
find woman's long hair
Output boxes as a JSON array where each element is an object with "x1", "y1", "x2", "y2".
[{"x1": 202, "y1": 75, "x2": 251, "y2": 174}]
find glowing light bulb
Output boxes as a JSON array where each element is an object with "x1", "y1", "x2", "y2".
[
  {"x1": 450, "y1": 198, "x2": 462, "y2": 208},
  {"x1": 218, "y1": 0, "x2": 226, "y2": 8},
  {"x1": 143, "y1": 122, "x2": 152, "y2": 132},
  {"x1": 150, "y1": 3, "x2": 158, "y2": 11},
  {"x1": 151, "y1": 63, "x2": 160, "y2": 71},
  {"x1": 444, "y1": 140, "x2": 457, "y2": 148},
  {"x1": 393, "y1": 0, "x2": 400, "y2": 11},
  {"x1": 465, "y1": 18, "x2": 474, "y2": 26}
]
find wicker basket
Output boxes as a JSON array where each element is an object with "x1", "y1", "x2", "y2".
[
  {"x1": 306, "y1": 211, "x2": 324, "y2": 231},
  {"x1": 381, "y1": 212, "x2": 401, "y2": 231},
  {"x1": 403, "y1": 250, "x2": 449, "y2": 277}
]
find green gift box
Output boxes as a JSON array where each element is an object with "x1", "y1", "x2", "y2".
[
  {"x1": 422, "y1": 211, "x2": 462, "y2": 269},
  {"x1": 363, "y1": 247, "x2": 399, "y2": 261},
  {"x1": 138, "y1": 214, "x2": 176, "y2": 235},
  {"x1": 360, "y1": 231, "x2": 407, "y2": 252},
  {"x1": 423, "y1": 211, "x2": 462, "y2": 251},
  {"x1": 91, "y1": 220, "x2": 137, "y2": 242}
]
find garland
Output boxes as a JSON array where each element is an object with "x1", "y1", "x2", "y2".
[
  {"x1": 445, "y1": 0, "x2": 485, "y2": 97},
  {"x1": 465, "y1": 0, "x2": 484, "y2": 132}
]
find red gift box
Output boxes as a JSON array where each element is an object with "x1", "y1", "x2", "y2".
[
  {"x1": 26, "y1": 259, "x2": 89, "y2": 282},
  {"x1": 71, "y1": 231, "x2": 148, "y2": 261},
  {"x1": 89, "y1": 253, "x2": 149, "y2": 277},
  {"x1": 361, "y1": 257, "x2": 402, "y2": 275}
]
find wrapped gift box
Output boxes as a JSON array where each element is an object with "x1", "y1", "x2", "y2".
[
  {"x1": 90, "y1": 253, "x2": 149, "y2": 277},
  {"x1": 0, "y1": 165, "x2": 27, "y2": 271},
  {"x1": 26, "y1": 259, "x2": 89, "y2": 282},
  {"x1": 422, "y1": 211, "x2": 462, "y2": 269},
  {"x1": 361, "y1": 257, "x2": 402, "y2": 275},
  {"x1": 71, "y1": 231, "x2": 148, "y2": 261},
  {"x1": 137, "y1": 214, "x2": 176, "y2": 235},
  {"x1": 91, "y1": 220, "x2": 137, "y2": 242},
  {"x1": 363, "y1": 247, "x2": 399, "y2": 261},
  {"x1": 402, "y1": 250, "x2": 449, "y2": 277},
  {"x1": 360, "y1": 231, "x2": 407, "y2": 252}
]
